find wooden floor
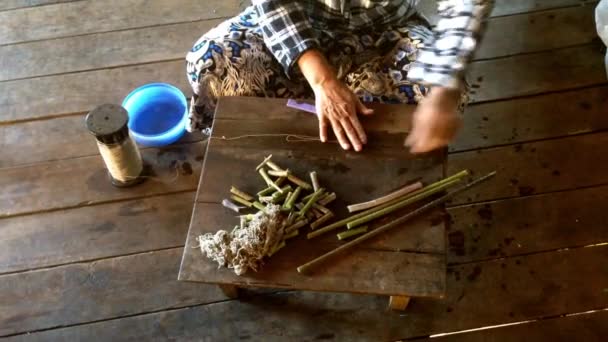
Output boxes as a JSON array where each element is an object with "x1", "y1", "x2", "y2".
[{"x1": 1, "y1": 0, "x2": 607, "y2": 340}]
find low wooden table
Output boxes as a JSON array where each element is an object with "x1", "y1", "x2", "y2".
[{"x1": 179, "y1": 97, "x2": 447, "y2": 309}]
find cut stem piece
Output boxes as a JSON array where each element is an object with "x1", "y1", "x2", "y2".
[
  {"x1": 284, "y1": 186, "x2": 302, "y2": 210},
  {"x1": 252, "y1": 201, "x2": 266, "y2": 211},
  {"x1": 310, "y1": 171, "x2": 320, "y2": 192},
  {"x1": 284, "y1": 229, "x2": 299, "y2": 240},
  {"x1": 268, "y1": 169, "x2": 290, "y2": 177},
  {"x1": 230, "y1": 186, "x2": 254, "y2": 202},
  {"x1": 257, "y1": 177, "x2": 286, "y2": 197},
  {"x1": 347, "y1": 182, "x2": 423, "y2": 213},
  {"x1": 337, "y1": 226, "x2": 368, "y2": 240},
  {"x1": 298, "y1": 189, "x2": 324, "y2": 218},
  {"x1": 222, "y1": 199, "x2": 242, "y2": 213},
  {"x1": 256, "y1": 154, "x2": 273, "y2": 171},
  {"x1": 266, "y1": 161, "x2": 284, "y2": 172},
  {"x1": 268, "y1": 240, "x2": 286, "y2": 257},
  {"x1": 311, "y1": 212, "x2": 335, "y2": 230},
  {"x1": 231, "y1": 195, "x2": 253, "y2": 208},
  {"x1": 259, "y1": 168, "x2": 283, "y2": 193},
  {"x1": 287, "y1": 174, "x2": 312, "y2": 191},
  {"x1": 285, "y1": 218, "x2": 308, "y2": 234},
  {"x1": 318, "y1": 192, "x2": 336, "y2": 206}
]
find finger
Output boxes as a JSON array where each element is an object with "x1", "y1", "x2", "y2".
[
  {"x1": 348, "y1": 115, "x2": 367, "y2": 145},
  {"x1": 340, "y1": 118, "x2": 362, "y2": 152},
  {"x1": 318, "y1": 115, "x2": 328, "y2": 143},
  {"x1": 356, "y1": 99, "x2": 374, "y2": 115},
  {"x1": 330, "y1": 117, "x2": 350, "y2": 150}
]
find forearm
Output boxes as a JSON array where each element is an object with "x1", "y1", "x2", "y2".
[{"x1": 297, "y1": 49, "x2": 337, "y2": 90}]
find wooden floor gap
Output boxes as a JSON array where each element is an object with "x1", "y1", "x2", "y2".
[
  {"x1": 449, "y1": 129, "x2": 608, "y2": 154},
  {"x1": 0, "y1": 289, "x2": 292, "y2": 339},
  {"x1": 467, "y1": 82, "x2": 608, "y2": 106},
  {"x1": 0, "y1": 189, "x2": 196, "y2": 220},
  {"x1": 0, "y1": 17, "x2": 230, "y2": 48},
  {"x1": 446, "y1": 181, "x2": 608, "y2": 209},
  {"x1": 0, "y1": 246, "x2": 184, "y2": 277},
  {"x1": 0, "y1": 58, "x2": 183, "y2": 83},
  {"x1": 0, "y1": 0, "x2": 85, "y2": 13},
  {"x1": 448, "y1": 242, "x2": 608, "y2": 267}
]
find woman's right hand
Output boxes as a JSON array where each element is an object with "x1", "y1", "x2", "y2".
[{"x1": 311, "y1": 78, "x2": 374, "y2": 151}]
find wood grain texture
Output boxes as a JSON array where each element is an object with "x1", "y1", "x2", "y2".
[
  {"x1": 180, "y1": 202, "x2": 446, "y2": 297},
  {"x1": 0, "y1": 0, "x2": 239, "y2": 45},
  {"x1": 0, "y1": 248, "x2": 226, "y2": 337},
  {"x1": 447, "y1": 185, "x2": 608, "y2": 263},
  {"x1": 0, "y1": 19, "x2": 222, "y2": 81},
  {"x1": 13, "y1": 245, "x2": 608, "y2": 341},
  {"x1": 448, "y1": 132, "x2": 608, "y2": 204},
  {"x1": 0, "y1": 114, "x2": 203, "y2": 167},
  {"x1": 2, "y1": 42, "x2": 604, "y2": 124},
  {"x1": 0, "y1": 0, "x2": 78, "y2": 11},
  {"x1": 454, "y1": 86, "x2": 608, "y2": 152},
  {"x1": 468, "y1": 44, "x2": 607, "y2": 103},
  {"x1": 0, "y1": 142, "x2": 205, "y2": 218},
  {"x1": 477, "y1": 4, "x2": 597, "y2": 59},
  {"x1": 0, "y1": 192, "x2": 195, "y2": 274},
  {"x1": 0, "y1": 60, "x2": 189, "y2": 124},
  {"x1": 432, "y1": 310, "x2": 608, "y2": 341}
]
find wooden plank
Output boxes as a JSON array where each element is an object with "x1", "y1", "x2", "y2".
[
  {"x1": 0, "y1": 0, "x2": 78, "y2": 12},
  {"x1": 0, "y1": 19, "x2": 222, "y2": 82},
  {"x1": 477, "y1": 4, "x2": 597, "y2": 59},
  {"x1": 0, "y1": 60, "x2": 189, "y2": 124},
  {"x1": 491, "y1": 0, "x2": 598, "y2": 17},
  {"x1": 0, "y1": 248, "x2": 226, "y2": 337},
  {"x1": 179, "y1": 202, "x2": 446, "y2": 297},
  {"x1": 0, "y1": 192, "x2": 194, "y2": 274},
  {"x1": 432, "y1": 311, "x2": 608, "y2": 341},
  {"x1": 419, "y1": 0, "x2": 597, "y2": 24},
  {"x1": 454, "y1": 86, "x2": 608, "y2": 152},
  {"x1": 468, "y1": 44, "x2": 607, "y2": 103},
  {"x1": 0, "y1": 0, "x2": 239, "y2": 45},
  {"x1": 0, "y1": 141, "x2": 204, "y2": 218},
  {"x1": 0, "y1": 115, "x2": 203, "y2": 168},
  {"x1": 3, "y1": 43, "x2": 604, "y2": 124},
  {"x1": 448, "y1": 132, "x2": 608, "y2": 204},
  {"x1": 447, "y1": 185, "x2": 608, "y2": 263},
  {"x1": 14, "y1": 245, "x2": 608, "y2": 341}
]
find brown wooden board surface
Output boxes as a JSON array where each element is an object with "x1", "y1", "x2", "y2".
[
  {"x1": 0, "y1": 0, "x2": 237, "y2": 45},
  {"x1": 432, "y1": 310, "x2": 608, "y2": 341},
  {"x1": 0, "y1": 115, "x2": 203, "y2": 167},
  {"x1": 180, "y1": 97, "x2": 447, "y2": 297},
  {"x1": 447, "y1": 184, "x2": 608, "y2": 264},
  {"x1": 0, "y1": 248, "x2": 226, "y2": 337},
  {"x1": 13, "y1": 245, "x2": 608, "y2": 341},
  {"x1": 454, "y1": 86, "x2": 608, "y2": 152},
  {"x1": 0, "y1": 19, "x2": 222, "y2": 82},
  {"x1": 0, "y1": 0, "x2": 78, "y2": 11},
  {"x1": 468, "y1": 44, "x2": 607, "y2": 103},
  {"x1": 448, "y1": 132, "x2": 608, "y2": 205},
  {"x1": 0, "y1": 142, "x2": 205, "y2": 218},
  {"x1": 477, "y1": 4, "x2": 597, "y2": 59},
  {"x1": 0, "y1": 192, "x2": 195, "y2": 274}
]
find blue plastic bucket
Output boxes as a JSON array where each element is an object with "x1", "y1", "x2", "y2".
[{"x1": 122, "y1": 83, "x2": 188, "y2": 147}]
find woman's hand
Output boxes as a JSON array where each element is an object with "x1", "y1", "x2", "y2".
[
  {"x1": 405, "y1": 87, "x2": 462, "y2": 153},
  {"x1": 312, "y1": 78, "x2": 374, "y2": 151},
  {"x1": 297, "y1": 49, "x2": 373, "y2": 152}
]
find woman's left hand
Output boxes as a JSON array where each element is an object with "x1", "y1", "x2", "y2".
[{"x1": 405, "y1": 87, "x2": 462, "y2": 153}]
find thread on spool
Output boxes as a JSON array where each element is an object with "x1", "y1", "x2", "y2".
[
  {"x1": 96, "y1": 135, "x2": 143, "y2": 183},
  {"x1": 86, "y1": 104, "x2": 144, "y2": 187}
]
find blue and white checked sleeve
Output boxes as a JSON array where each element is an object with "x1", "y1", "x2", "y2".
[
  {"x1": 407, "y1": 0, "x2": 494, "y2": 89},
  {"x1": 254, "y1": 0, "x2": 320, "y2": 77}
]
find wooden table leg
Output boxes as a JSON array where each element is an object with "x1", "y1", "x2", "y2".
[
  {"x1": 218, "y1": 284, "x2": 240, "y2": 299},
  {"x1": 388, "y1": 296, "x2": 410, "y2": 310}
]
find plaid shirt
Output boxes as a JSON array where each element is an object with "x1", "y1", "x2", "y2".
[{"x1": 253, "y1": 0, "x2": 494, "y2": 89}]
